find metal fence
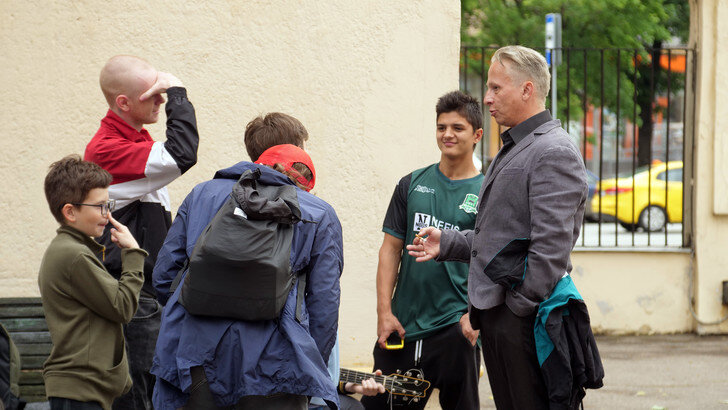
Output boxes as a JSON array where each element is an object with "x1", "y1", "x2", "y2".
[{"x1": 460, "y1": 46, "x2": 696, "y2": 248}]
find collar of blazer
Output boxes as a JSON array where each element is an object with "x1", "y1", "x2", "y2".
[{"x1": 483, "y1": 120, "x2": 562, "y2": 190}]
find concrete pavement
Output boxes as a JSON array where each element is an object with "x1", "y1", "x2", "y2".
[
  {"x1": 577, "y1": 335, "x2": 728, "y2": 409},
  {"x1": 424, "y1": 334, "x2": 728, "y2": 409}
]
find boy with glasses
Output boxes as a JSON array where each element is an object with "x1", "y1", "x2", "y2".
[
  {"x1": 38, "y1": 155, "x2": 147, "y2": 410},
  {"x1": 70, "y1": 200, "x2": 116, "y2": 217}
]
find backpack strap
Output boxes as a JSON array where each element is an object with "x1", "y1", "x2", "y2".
[
  {"x1": 295, "y1": 273, "x2": 307, "y2": 323},
  {"x1": 169, "y1": 258, "x2": 190, "y2": 296}
]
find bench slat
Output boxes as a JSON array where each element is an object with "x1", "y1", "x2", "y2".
[
  {"x1": 19, "y1": 370, "x2": 44, "y2": 385},
  {"x1": 9, "y1": 331, "x2": 52, "y2": 344},
  {"x1": 19, "y1": 384, "x2": 47, "y2": 398},
  {"x1": 17, "y1": 343, "x2": 53, "y2": 356},
  {"x1": 0, "y1": 297, "x2": 42, "y2": 306},
  {"x1": 0, "y1": 298, "x2": 49, "y2": 402},
  {"x1": 22, "y1": 384, "x2": 47, "y2": 395},
  {"x1": 20, "y1": 355, "x2": 48, "y2": 370},
  {"x1": 0, "y1": 318, "x2": 48, "y2": 332},
  {"x1": 0, "y1": 306, "x2": 46, "y2": 318}
]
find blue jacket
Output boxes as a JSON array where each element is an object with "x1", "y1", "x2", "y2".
[{"x1": 150, "y1": 162, "x2": 343, "y2": 409}]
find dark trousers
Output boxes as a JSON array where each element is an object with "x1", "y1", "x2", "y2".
[
  {"x1": 49, "y1": 398, "x2": 102, "y2": 410},
  {"x1": 339, "y1": 394, "x2": 365, "y2": 410},
  {"x1": 113, "y1": 297, "x2": 161, "y2": 410},
  {"x1": 311, "y1": 394, "x2": 364, "y2": 410},
  {"x1": 182, "y1": 366, "x2": 308, "y2": 410},
  {"x1": 475, "y1": 304, "x2": 549, "y2": 410},
  {"x1": 360, "y1": 323, "x2": 480, "y2": 410}
]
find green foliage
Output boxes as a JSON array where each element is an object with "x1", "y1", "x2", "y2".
[
  {"x1": 462, "y1": 0, "x2": 673, "y2": 49},
  {"x1": 460, "y1": 0, "x2": 688, "y2": 124}
]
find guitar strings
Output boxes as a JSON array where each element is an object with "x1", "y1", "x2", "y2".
[{"x1": 339, "y1": 368, "x2": 428, "y2": 396}]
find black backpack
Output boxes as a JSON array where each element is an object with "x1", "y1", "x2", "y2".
[
  {"x1": 171, "y1": 168, "x2": 306, "y2": 321},
  {"x1": 0, "y1": 323, "x2": 25, "y2": 410}
]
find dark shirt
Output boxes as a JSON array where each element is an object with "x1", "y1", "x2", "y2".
[
  {"x1": 505, "y1": 110, "x2": 553, "y2": 146},
  {"x1": 491, "y1": 110, "x2": 552, "y2": 171}
]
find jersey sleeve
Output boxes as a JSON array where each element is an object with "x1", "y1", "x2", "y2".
[{"x1": 382, "y1": 173, "x2": 411, "y2": 239}]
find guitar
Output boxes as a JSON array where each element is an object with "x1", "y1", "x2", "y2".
[{"x1": 339, "y1": 368, "x2": 431, "y2": 398}]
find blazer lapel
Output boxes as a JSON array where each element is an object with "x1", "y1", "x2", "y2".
[{"x1": 482, "y1": 134, "x2": 535, "y2": 190}]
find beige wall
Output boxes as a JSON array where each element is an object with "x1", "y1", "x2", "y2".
[
  {"x1": 568, "y1": 0, "x2": 728, "y2": 335},
  {"x1": 570, "y1": 0, "x2": 728, "y2": 335},
  {"x1": 572, "y1": 251, "x2": 694, "y2": 334},
  {"x1": 692, "y1": 0, "x2": 728, "y2": 334},
  {"x1": 0, "y1": 1, "x2": 460, "y2": 364}
]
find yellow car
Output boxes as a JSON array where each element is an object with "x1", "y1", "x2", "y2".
[{"x1": 591, "y1": 161, "x2": 683, "y2": 231}]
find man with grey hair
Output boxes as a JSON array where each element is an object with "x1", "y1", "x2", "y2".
[{"x1": 406, "y1": 45, "x2": 588, "y2": 408}]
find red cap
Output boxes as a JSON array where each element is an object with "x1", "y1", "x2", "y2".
[{"x1": 255, "y1": 144, "x2": 316, "y2": 191}]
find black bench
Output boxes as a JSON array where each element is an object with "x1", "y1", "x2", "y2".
[{"x1": 0, "y1": 298, "x2": 50, "y2": 403}]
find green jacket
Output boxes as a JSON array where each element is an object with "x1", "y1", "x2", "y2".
[{"x1": 38, "y1": 225, "x2": 146, "y2": 409}]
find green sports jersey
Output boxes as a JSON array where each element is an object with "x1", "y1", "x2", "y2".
[{"x1": 382, "y1": 163, "x2": 484, "y2": 341}]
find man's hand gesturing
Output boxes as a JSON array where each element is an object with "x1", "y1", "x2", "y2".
[
  {"x1": 406, "y1": 226, "x2": 442, "y2": 262},
  {"x1": 140, "y1": 72, "x2": 183, "y2": 101}
]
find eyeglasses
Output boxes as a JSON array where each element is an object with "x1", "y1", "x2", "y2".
[{"x1": 71, "y1": 200, "x2": 116, "y2": 216}]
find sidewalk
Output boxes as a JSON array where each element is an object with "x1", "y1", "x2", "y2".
[{"x1": 426, "y1": 334, "x2": 728, "y2": 409}]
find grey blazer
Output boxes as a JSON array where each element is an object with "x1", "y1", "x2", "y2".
[{"x1": 439, "y1": 119, "x2": 587, "y2": 317}]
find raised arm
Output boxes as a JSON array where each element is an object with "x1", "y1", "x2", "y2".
[
  {"x1": 141, "y1": 72, "x2": 198, "y2": 175},
  {"x1": 70, "y1": 215, "x2": 147, "y2": 322},
  {"x1": 159, "y1": 85, "x2": 198, "y2": 175},
  {"x1": 85, "y1": 76, "x2": 198, "y2": 203},
  {"x1": 70, "y1": 248, "x2": 147, "y2": 323}
]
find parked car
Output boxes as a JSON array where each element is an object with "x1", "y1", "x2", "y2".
[
  {"x1": 591, "y1": 161, "x2": 683, "y2": 231},
  {"x1": 584, "y1": 170, "x2": 599, "y2": 222}
]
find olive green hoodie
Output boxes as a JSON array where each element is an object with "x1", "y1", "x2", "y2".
[{"x1": 38, "y1": 225, "x2": 147, "y2": 409}]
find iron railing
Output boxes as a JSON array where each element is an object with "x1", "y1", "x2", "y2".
[{"x1": 460, "y1": 46, "x2": 696, "y2": 248}]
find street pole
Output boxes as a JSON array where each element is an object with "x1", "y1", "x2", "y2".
[
  {"x1": 552, "y1": 59, "x2": 558, "y2": 119},
  {"x1": 545, "y1": 13, "x2": 562, "y2": 119}
]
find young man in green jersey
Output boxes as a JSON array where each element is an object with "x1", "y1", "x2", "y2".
[{"x1": 361, "y1": 91, "x2": 484, "y2": 410}]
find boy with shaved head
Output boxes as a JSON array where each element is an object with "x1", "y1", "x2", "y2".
[{"x1": 85, "y1": 55, "x2": 199, "y2": 410}]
